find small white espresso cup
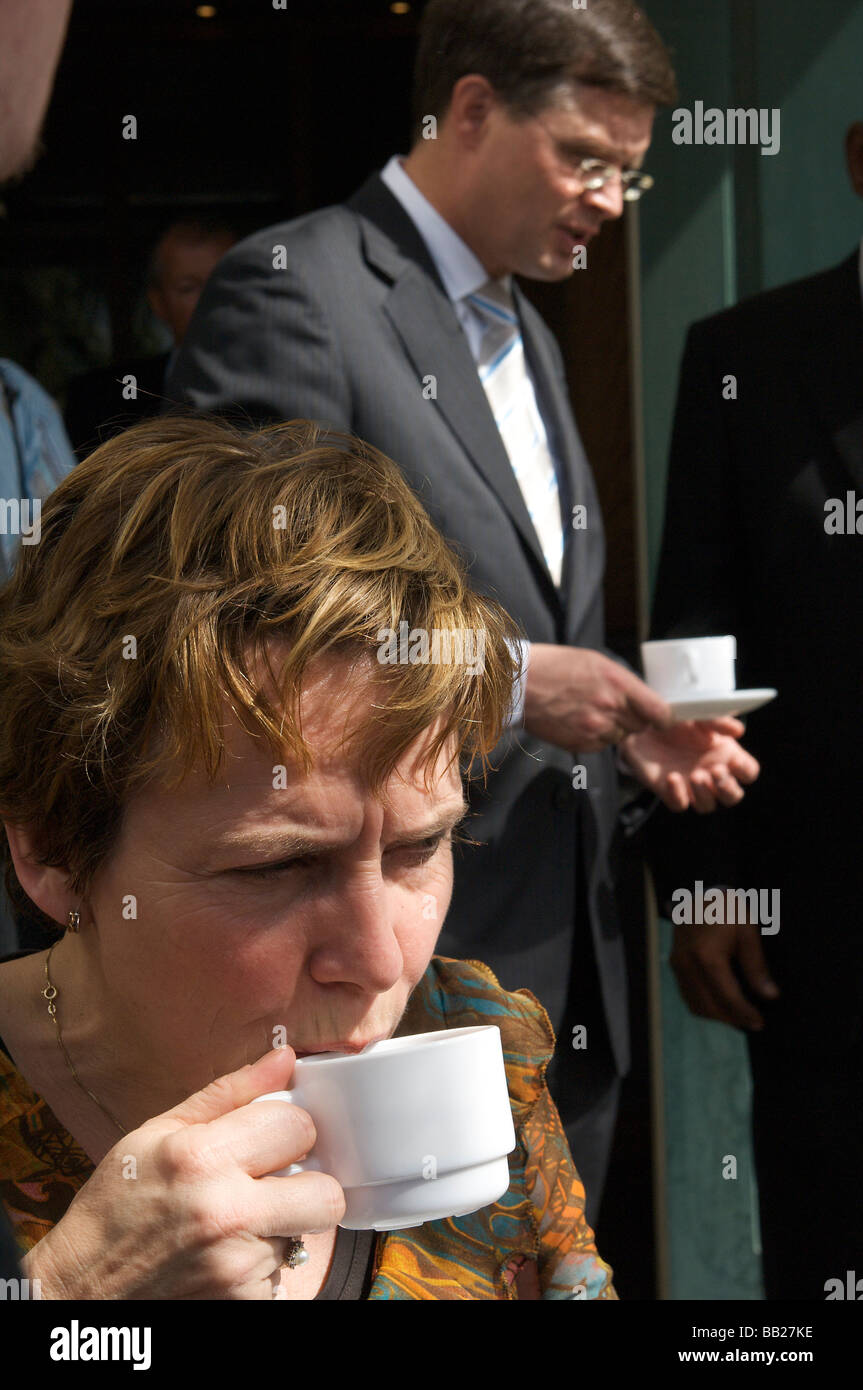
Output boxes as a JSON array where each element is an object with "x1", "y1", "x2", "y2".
[
  {"x1": 251, "y1": 1024, "x2": 516, "y2": 1231},
  {"x1": 641, "y1": 635, "x2": 737, "y2": 699}
]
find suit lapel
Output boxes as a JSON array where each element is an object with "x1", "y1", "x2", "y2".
[
  {"x1": 795, "y1": 253, "x2": 863, "y2": 492},
  {"x1": 348, "y1": 175, "x2": 564, "y2": 614}
]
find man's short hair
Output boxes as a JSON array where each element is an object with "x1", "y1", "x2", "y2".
[
  {"x1": 146, "y1": 216, "x2": 237, "y2": 289},
  {"x1": 412, "y1": 0, "x2": 677, "y2": 138},
  {"x1": 0, "y1": 415, "x2": 520, "y2": 938}
]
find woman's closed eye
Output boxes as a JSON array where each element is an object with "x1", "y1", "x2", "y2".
[
  {"x1": 231, "y1": 832, "x2": 452, "y2": 881},
  {"x1": 233, "y1": 856, "x2": 316, "y2": 881}
]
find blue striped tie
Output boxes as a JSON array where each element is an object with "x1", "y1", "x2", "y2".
[{"x1": 467, "y1": 280, "x2": 564, "y2": 586}]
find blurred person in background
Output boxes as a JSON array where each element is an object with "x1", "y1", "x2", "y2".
[
  {"x1": 0, "y1": 0, "x2": 77, "y2": 955},
  {"x1": 0, "y1": 0, "x2": 77, "y2": 586},
  {"x1": 65, "y1": 217, "x2": 236, "y2": 459},
  {"x1": 647, "y1": 123, "x2": 863, "y2": 1300},
  {"x1": 0, "y1": 0, "x2": 75, "y2": 1284}
]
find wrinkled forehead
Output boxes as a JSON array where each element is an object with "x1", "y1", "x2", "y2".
[{"x1": 144, "y1": 643, "x2": 462, "y2": 822}]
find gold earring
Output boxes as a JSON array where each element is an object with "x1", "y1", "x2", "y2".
[{"x1": 67, "y1": 909, "x2": 80, "y2": 934}]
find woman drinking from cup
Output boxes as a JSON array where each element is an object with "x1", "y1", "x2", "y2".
[{"x1": 0, "y1": 416, "x2": 616, "y2": 1299}]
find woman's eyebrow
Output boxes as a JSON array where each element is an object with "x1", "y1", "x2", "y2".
[
  {"x1": 210, "y1": 799, "x2": 471, "y2": 861},
  {"x1": 202, "y1": 831, "x2": 327, "y2": 869},
  {"x1": 394, "y1": 800, "x2": 471, "y2": 844}
]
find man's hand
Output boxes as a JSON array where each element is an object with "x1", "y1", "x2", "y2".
[
  {"x1": 523, "y1": 644, "x2": 672, "y2": 752},
  {"x1": 620, "y1": 718, "x2": 760, "y2": 811},
  {"x1": 669, "y1": 910, "x2": 780, "y2": 1031}
]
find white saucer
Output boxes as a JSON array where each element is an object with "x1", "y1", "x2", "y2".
[{"x1": 667, "y1": 688, "x2": 778, "y2": 721}]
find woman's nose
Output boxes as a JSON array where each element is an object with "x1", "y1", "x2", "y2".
[{"x1": 309, "y1": 876, "x2": 405, "y2": 993}]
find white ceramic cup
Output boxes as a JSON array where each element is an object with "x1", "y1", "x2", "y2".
[
  {"x1": 251, "y1": 1024, "x2": 516, "y2": 1231},
  {"x1": 641, "y1": 635, "x2": 737, "y2": 699}
]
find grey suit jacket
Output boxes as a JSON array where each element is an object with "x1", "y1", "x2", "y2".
[{"x1": 168, "y1": 173, "x2": 629, "y2": 1073}]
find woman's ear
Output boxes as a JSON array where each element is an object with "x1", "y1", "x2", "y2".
[{"x1": 3, "y1": 821, "x2": 71, "y2": 929}]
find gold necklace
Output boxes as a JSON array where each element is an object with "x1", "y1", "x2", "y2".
[
  {"x1": 42, "y1": 942, "x2": 127, "y2": 1137},
  {"x1": 40, "y1": 939, "x2": 308, "y2": 1276}
]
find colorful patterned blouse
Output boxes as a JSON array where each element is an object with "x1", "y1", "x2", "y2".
[{"x1": 0, "y1": 954, "x2": 617, "y2": 1300}]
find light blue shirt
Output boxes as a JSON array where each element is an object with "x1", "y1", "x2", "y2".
[
  {"x1": 0, "y1": 359, "x2": 77, "y2": 955},
  {"x1": 381, "y1": 154, "x2": 505, "y2": 360},
  {"x1": 380, "y1": 155, "x2": 533, "y2": 725},
  {"x1": 0, "y1": 359, "x2": 76, "y2": 581}
]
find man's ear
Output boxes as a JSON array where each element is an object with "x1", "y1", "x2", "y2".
[
  {"x1": 3, "y1": 821, "x2": 71, "y2": 928},
  {"x1": 845, "y1": 122, "x2": 863, "y2": 198},
  {"x1": 447, "y1": 74, "x2": 498, "y2": 150}
]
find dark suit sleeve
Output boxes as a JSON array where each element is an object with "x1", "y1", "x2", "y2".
[
  {"x1": 652, "y1": 322, "x2": 747, "y2": 636},
  {"x1": 644, "y1": 321, "x2": 747, "y2": 904},
  {"x1": 166, "y1": 241, "x2": 353, "y2": 432}
]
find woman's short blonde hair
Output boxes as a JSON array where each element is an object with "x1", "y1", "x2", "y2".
[{"x1": 0, "y1": 415, "x2": 521, "y2": 935}]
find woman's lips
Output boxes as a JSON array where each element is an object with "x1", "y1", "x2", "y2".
[{"x1": 294, "y1": 1036, "x2": 386, "y2": 1058}]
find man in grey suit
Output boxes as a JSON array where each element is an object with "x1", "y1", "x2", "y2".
[{"x1": 169, "y1": 0, "x2": 758, "y2": 1224}]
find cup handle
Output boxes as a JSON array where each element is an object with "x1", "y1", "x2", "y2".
[{"x1": 249, "y1": 1089, "x2": 323, "y2": 1175}]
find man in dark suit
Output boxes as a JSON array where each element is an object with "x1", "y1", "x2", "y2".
[
  {"x1": 648, "y1": 123, "x2": 863, "y2": 1298},
  {"x1": 170, "y1": 0, "x2": 758, "y2": 1224}
]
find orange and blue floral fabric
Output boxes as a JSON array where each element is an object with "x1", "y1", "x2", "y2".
[{"x1": 0, "y1": 954, "x2": 616, "y2": 1300}]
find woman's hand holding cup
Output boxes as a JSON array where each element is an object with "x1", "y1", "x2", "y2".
[{"x1": 21, "y1": 1048, "x2": 345, "y2": 1300}]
